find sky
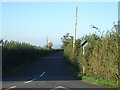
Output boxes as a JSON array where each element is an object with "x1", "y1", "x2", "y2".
[{"x1": 1, "y1": 2, "x2": 118, "y2": 47}]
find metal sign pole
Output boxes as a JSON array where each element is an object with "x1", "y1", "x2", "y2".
[
  {"x1": 81, "y1": 40, "x2": 88, "y2": 75},
  {"x1": 83, "y1": 46, "x2": 85, "y2": 74}
]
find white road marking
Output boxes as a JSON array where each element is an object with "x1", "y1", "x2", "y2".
[
  {"x1": 5, "y1": 86, "x2": 17, "y2": 90},
  {"x1": 55, "y1": 86, "x2": 66, "y2": 89},
  {"x1": 51, "y1": 86, "x2": 69, "y2": 90},
  {"x1": 24, "y1": 78, "x2": 37, "y2": 84},
  {"x1": 24, "y1": 71, "x2": 45, "y2": 84},
  {"x1": 40, "y1": 72, "x2": 45, "y2": 77},
  {"x1": 9, "y1": 86, "x2": 16, "y2": 89}
]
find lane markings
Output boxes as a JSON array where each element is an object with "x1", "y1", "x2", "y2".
[
  {"x1": 5, "y1": 86, "x2": 17, "y2": 90},
  {"x1": 51, "y1": 86, "x2": 70, "y2": 90},
  {"x1": 5, "y1": 71, "x2": 46, "y2": 89},
  {"x1": 40, "y1": 72, "x2": 45, "y2": 77},
  {"x1": 24, "y1": 78, "x2": 37, "y2": 84},
  {"x1": 55, "y1": 86, "x2": 66, "y2": 89},
  {"x1": 9, "y1": 86, "x2": 16, "y2": 89},
  {"x1": 24, "y1": 71, "x2": 45, "y2": 84}
]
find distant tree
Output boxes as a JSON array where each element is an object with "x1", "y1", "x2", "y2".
[
  {"x1": 43, "y1": 45, "x2": 48, "y2": 49},
  {"x1": 0, "y1": 39, "x2": 8, "y2": 46},
  {"x1": 61, "y1": 33, "x2": 73, "y2": 49},
  {"x1": 48, "y1": 42, "x2": 53, "y2": 49}
]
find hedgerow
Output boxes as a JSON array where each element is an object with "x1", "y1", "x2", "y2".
[
  {"x1": 2, "y1": 41, "x2": 53, "y2": 76},
  {"x1": 62, "y1": 24, "x2": 119, "y2": 87}
]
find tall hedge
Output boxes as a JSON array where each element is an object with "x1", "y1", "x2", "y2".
[
  {"x1": 63, "y1": 25, "x2": 119, "y2": 85},
  {"x1": 2, "y1": 41, "x2": 53, "y2": 76}
]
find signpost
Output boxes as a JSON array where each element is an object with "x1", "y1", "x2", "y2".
[{"x1": 81, "y1": 40, "x2": 88, "y2": 74}]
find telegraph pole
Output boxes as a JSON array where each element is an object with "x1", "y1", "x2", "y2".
[
  {"x1": 46, "y1": 36, "x2": 48, "y2": 48},
  {"x1": 73, "y1": 7, "x2": 78, "y2": 51}
]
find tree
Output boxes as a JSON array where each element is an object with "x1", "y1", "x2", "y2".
[
  {"x1": 61, "y1": 33, "x2": 73, "y2": 49},
  {"x1": 48, "y1": 42, "x2": 53, "y2": 49}
]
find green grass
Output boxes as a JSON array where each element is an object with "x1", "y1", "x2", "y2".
[
  {"x1": 82, "y1": 75, "x2": 118, "y2": 88},
  {"x1": 64, "y1": 58, "x2": 119, "y2": 88}
]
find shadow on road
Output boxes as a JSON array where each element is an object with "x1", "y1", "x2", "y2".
[
  {"x1": 2, "y1": 51, "x2": 79, "y2": 81},
  {"x1": 2, "y1": 51, "x2": 107, "y2": 88}
]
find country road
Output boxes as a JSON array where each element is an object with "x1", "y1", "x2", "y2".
[{"x1": 2, "y1": 51, "x2": 107, "y2": 90}]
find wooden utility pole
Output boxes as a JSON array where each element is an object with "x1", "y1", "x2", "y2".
[
  {"x1": 46, "y1": 36, "x2": 48, "y2": 48},
  {"x1": 73, "y1": 7, "x2": 78, "y2": 51}
]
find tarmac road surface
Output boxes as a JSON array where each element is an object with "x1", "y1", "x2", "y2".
[{"x1": 2, "y1": 51, "x2": 108, "y2": 90}]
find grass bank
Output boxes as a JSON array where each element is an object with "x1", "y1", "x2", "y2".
[{"x1": 65, "y1": 58, "x2": 119, "y2": 88}]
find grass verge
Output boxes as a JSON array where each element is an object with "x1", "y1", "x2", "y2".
[
  {"x1": 64, "y1": 58, "x2": 119, "y2": 88},
  {"x1": 82, "y1": 75, "x2": 118, "y2": 88}
]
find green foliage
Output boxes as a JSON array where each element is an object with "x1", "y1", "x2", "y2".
[
  {"x1": 63, "y1": 24, "x2": 119, "y2": 88},
  {"x1": 82, "y1": 76, "x2": 118, "y2": 88},
  {"x1": 2, "y1": 41, "x2": 53, "y2": 76},
  {"x1": 61, "y1": 33, "x2": 73, "y2": 49},
  {"x1": 47, "y1": 42, "x2": 53, "y2": 49}
]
